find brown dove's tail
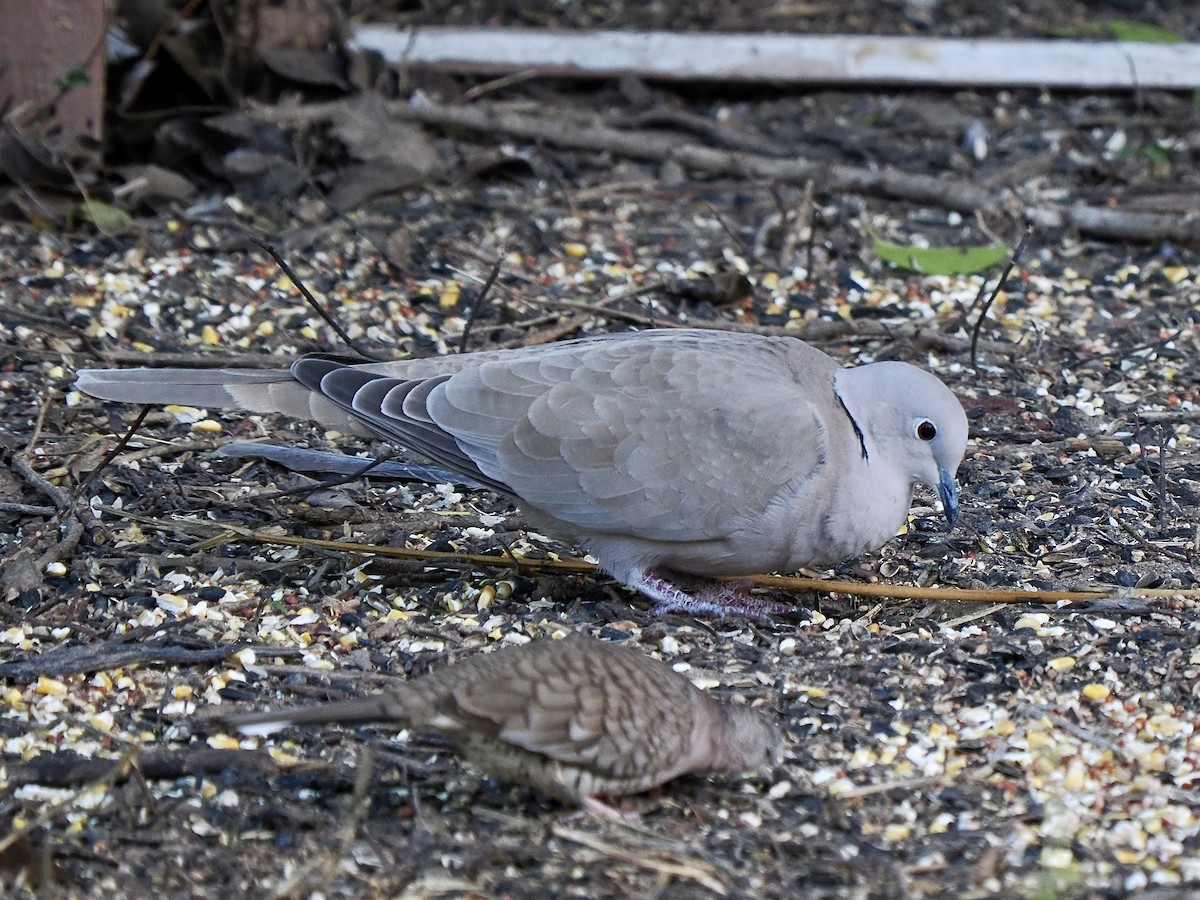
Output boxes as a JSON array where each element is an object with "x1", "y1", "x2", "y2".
[
  {"x1": 75, "y1": 367, "x2": 374, "y2": 437},
  {"x1": 220, "y1": 691, "x2": 415, "y2": 737}
]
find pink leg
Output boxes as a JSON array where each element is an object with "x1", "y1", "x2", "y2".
[
  {"x1": 579, "y1": 795, "x2": 641, "y2": 821},
  {"x1": 633, "y1": 572, "x2": 792, "y2": 620}
]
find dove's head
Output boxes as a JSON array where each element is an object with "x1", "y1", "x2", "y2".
[
  {"x1": 834, "y1": 362, "x2": 969, "y2": 526},
  {"x1": 714, "y1": 704, "x2": 784, "y2": 773}
]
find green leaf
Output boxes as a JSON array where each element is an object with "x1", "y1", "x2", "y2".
[
  {"x1": 1104, "y1": 21, "x2": 1182, "y2": 43},
  {"x1": 1119, "y1": 141, "x2": 1175, "y2": 166},
  {"x1": 871, "y1": 238, "x2": 1008, "y2": 275},
  {"x1": 75, "y1": 200, "x2": 134, "y2": 234},
  {"x1": 1065, "y1": 21, "x2": 1183, "y2": 43},
  {"x1": 53, "y1": 68, "x2": 92, "y2": 92},
  {"x1": 1141, "y1": 143, "x2": 1173, "y2": 165}
]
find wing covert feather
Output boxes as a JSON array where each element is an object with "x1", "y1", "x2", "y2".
[
  {"x1": 425, "y1": 336, "x2": 836, "y2": 541},
  {"x1": 288, "y1": 331, "x2": 838, "y2": 544},
  {"x1": 440, "y1": 637, "x2": 695, "y2": 779}
]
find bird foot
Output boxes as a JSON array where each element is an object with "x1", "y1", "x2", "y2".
[
  {"x1": 635, "y1": 573, "x2": 791, "y2": 621},
  {"x1": 695, "y1": 579, "x2": 794, "y2": 619},
  {"x1": 577, "y1": 795, "x2": 643, "y2": 821}
]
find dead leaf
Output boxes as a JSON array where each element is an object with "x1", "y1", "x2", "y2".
[
  {"x1": 330, "y1": 93, "x2": 438, "y2": 170},
  {"x1": 673, "y1": 271, "x2": 754, "y2": 306},
  {"x1": 0, "y1": 835, "x2": 60, "y2": 891},
  {"x1": 160, "y1": 32, "x2": 222, "y2": 100},
  {"x1": 327, "y1": 160, "x2": 429, "y2": 210},
  {"x1": 456, "y1": 151, "x2": 536, "y2": 183},
  {"x1": 256, "y1": 0, "x2": 340, "y2": 52},
  {"x1": 260, "y1": 49, "x2": 349, "y2": 90},
  {"x1": 325, "y1": 93, "x2": 440, "y2": 207},
  {"x1": 0, "y1": 129, "x2": 67, "y2": 188},
  {"x1": 114, "y1": 164, "x2": 197, "y2": 206},
  {"x1": 221, "y1": 149, "x2": 304, "y2": 198},
  {"x1": 1, "y1": 549, "x2": 43, "y2": 598}
]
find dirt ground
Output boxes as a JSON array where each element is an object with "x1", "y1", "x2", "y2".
[{"x1": 2, "y1": 2, "x2": 1200, "y2": 898}]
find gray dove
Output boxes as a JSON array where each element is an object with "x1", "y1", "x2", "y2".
[
  {"x1": 76, "y1": 329, "x2": 969, "y2": 617},
  {"x1": 220, "y1": 632, "x2": 780, "y2": 810}
]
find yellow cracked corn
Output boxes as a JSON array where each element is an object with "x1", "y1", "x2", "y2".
[
  {"x1": 1082, "y1": 683, "x2": 1111, "y2": 701},
  {"x1": 439, "y1": 282, "x2": 461, "y2": 308},
  {"x1": 34, "y1": 676, "x2": 68, "y2": 696}
]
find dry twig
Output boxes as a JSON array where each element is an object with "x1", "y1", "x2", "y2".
[
  {"x1": 95, "y1": 506, "x2": 1200, "y2": 607},
  {"x1": 249, "y1": 98, "x2": 1200, "y2": 241},
  {"x1": 551, "y1": 823, "x2": 729, "y2": 896}
]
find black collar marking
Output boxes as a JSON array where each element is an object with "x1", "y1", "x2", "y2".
[{"x1": 835, "y1": 392, "x2": 869, "y2": 462}]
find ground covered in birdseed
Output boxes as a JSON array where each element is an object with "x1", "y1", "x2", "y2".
[{"x1": 2, "y1": 2, "x2": 1200, "y2": 898}]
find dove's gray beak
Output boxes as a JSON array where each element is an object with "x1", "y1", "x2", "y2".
[{"x1": 938, "y1": 468, "x2": 959, "y2": 527}]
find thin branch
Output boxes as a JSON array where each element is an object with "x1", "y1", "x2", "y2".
[
  {"x1": 0, "y1": 501, "x2": 55, "y2": 516},
  {"x1": 0, "y1": 746, "x2": 141, "y2": 855},
  {"x1": 458, "y1": 256, "x2": 504, "y2": 353},
  {"x1": 550, "y1": 824, "x2": 729, "y2": 896},
  {"x1": 74, "y1": 406, "x2": 151, "y2": 498},
  {"x1": 249, "y1": 237, "x2": 383, "y2": 361},
  {"x1": 969, "y1": 226, "x2": 1031, "y2": 369},
  {"x1": 266, "y1": 744, "x2": 378, "y2": 900},
  {"x1": 1113, "y1": 516, "x2": 1192, "y2": 564}
]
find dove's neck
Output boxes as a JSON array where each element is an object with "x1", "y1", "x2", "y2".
[
  {"x1": 813, "y1": 366, "x2": 920, "y2": 555},
  {"x1": 831, "y1": 366, "x2": 891, "y2": 463}
]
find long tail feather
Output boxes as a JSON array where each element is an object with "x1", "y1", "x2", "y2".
[
  {"x1": 220, "y1": 692, "x2": 413, "y2": 737},
  {"x1": 75, "y1": 367, "x2": 372, "y2": 436}
]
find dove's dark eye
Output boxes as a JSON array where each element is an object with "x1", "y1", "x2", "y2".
[{"x1": 916, "y1": 420, "x2": 937, "y2": 441}]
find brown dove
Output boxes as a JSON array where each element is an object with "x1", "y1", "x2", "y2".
[
  {"x1": 219, "y1": 633, "x2": 780, "y2": 808},
  {"x1": 76, "y1": 328, "x2": 969, "y2": 617}
]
